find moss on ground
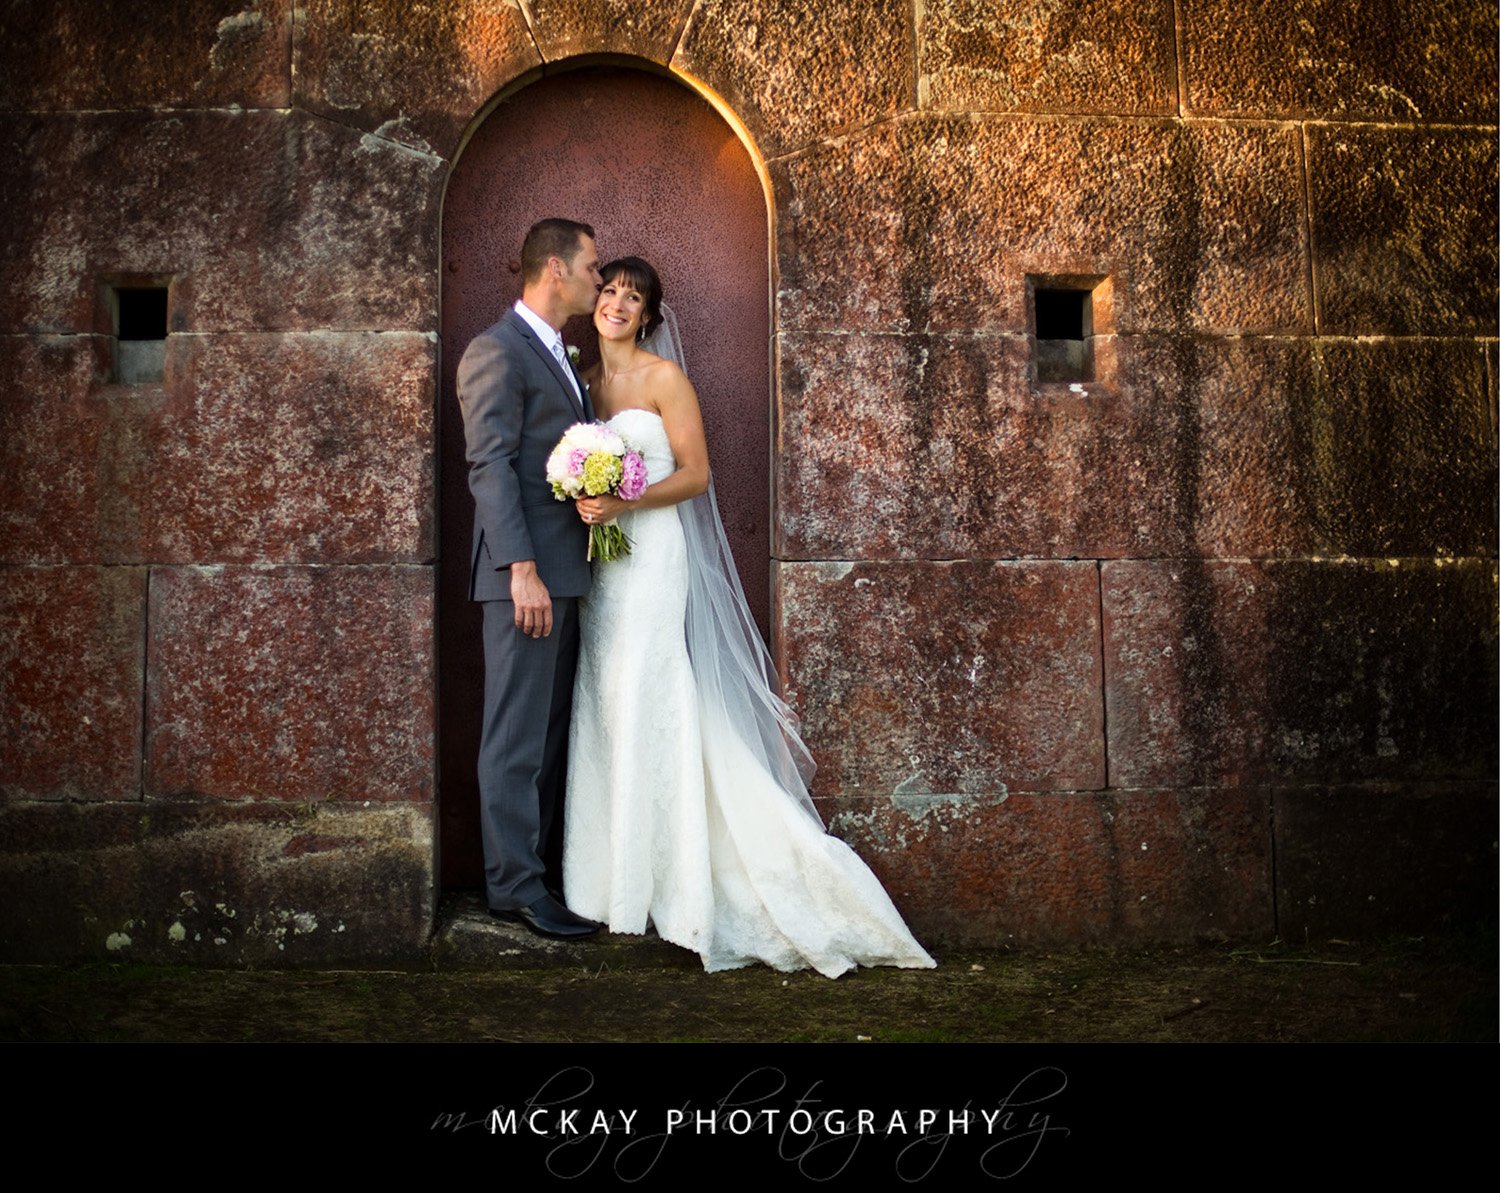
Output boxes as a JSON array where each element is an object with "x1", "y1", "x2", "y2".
[{"x1": 1, "y1": 930, "x2": 1493, "y2": 1043}]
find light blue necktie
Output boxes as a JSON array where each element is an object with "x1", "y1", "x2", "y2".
[{"x1": 550, "y1": 338, "x2": 582, "y2": 404}]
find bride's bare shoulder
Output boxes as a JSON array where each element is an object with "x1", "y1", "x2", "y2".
[
  {"x1": 636, "y1": 351, "x2": 685, "y2": 380},
  {"x1": 635, "y1": 353, "x2": 686, "y2": 386}
]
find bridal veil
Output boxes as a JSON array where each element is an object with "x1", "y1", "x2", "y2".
[{"x1": 639, "y1": 304, "x2": 823, "y2": 827}]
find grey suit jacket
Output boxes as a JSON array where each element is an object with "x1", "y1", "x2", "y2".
[{"x1": 457, "y1": 309, "x2": 594, "y2": 602}]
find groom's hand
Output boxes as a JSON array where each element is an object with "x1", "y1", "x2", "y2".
[{"x1": 509, "y1": 561, "x2": 553, "y2": 638}]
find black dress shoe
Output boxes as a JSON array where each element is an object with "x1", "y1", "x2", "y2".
[{"x1": 489, "y1": 895, "x2": 602, "y2": 940}]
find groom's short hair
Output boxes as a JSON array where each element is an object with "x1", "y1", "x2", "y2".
[{"x1": 521, "y1": 218, "x2": 596, "y2": 282}]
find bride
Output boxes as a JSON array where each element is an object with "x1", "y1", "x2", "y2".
[{"x1": 564, "y1": 257, "x2": 934, "y2": 978}]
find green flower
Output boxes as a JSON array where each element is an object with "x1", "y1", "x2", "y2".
[{"x1": 582, "y1": 451, "x2": 623, "y2": 496}]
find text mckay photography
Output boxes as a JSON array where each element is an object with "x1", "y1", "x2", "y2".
[{"x1": 427, "y1": 1059, "x2": 1071, "y2": 1181}]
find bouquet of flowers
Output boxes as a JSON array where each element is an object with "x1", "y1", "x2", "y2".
[{"x1": 546, "y1": 422, "x2": 649, "y2": 562}]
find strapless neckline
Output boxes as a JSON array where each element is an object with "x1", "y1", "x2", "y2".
[{"x1": 604, "y1": 407, "x2": 663, "y2": 427}]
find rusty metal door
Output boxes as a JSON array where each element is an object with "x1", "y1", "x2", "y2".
[{"x1": 438, "y1": 66, "x2": 771, "y2": 887}]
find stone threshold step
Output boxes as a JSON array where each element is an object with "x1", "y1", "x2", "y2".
[{"x1": 432, "y1": 892, "x2": 704, "y2": 971}]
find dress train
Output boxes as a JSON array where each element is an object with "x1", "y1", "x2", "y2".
[{"x1": 564, "y1": 408, "x2": 934, "y2": 977}]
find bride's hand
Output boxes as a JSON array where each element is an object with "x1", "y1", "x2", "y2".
[{"x1": 577, "y1": 494, "x2": 630, "y2": 525}]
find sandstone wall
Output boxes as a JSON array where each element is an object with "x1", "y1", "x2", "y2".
[{"x1": 1, "y1": 1, "x2": 1493, "y2": 959}]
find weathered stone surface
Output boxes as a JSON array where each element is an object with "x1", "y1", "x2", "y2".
[
  {"x1": 777, "y1": 330, "x2": 1139, "y2": 558},
  {"x1": 919, "y1": 0, "x2": 1177, "y2": 115},
  {"x1": 824, "y1": 789, "x2": 1273, "y2": 945},
  {"x1": 1118, "y1": 336, "x2": 1494, "y2": 558},
  {"x1": 0, "y1": 110, "x2": 443, "y2": 335},
  {"x1": 0, "y1": 335, "x2": 113, "y2": 564},
  {"x1": 1181, "y1": 0, "x2": 1499, "y2": 122},
  {"x1": 1115, "y1": 336, "x2": 1324, "y2": 560},
  {"x1": 1487, "y1": 341, "x2": 1498, "y2": 452},
  {"x1": 0, "y1": 801, "x2": 433, "y2": 963},
  {"x1": 1274, "y1": 783, "x2": 1498, "y2": 938},
  {"x1": 146, "y1": 566, "x2": 434, "y2": 801},
  {"x1": 0, "y1": 0, "x2": 292, "y2": 111},
  {"x1": 777, "y1": 334, "x2": 1493, "y2": 561},
  {"x1": 771, "y1": 332, "x2": 1202, "y2": 561},
  {"x1": 292, "y1": 0, "x2": 538, "y2": 159},
  {"x1": 1290, "y1": 339, "x2": 1495, "y2": 557},
  {"x1": 777, "y1": 561, "x2": 1104, "y2": 797},
  {"x1": 1, "y1": 567, "x2": 145, "y2": 800},
  {"x1": 674, "y1": 0, "x2": 914, "y2": 158},
  {"x1": 527, "y1": 0, "x2": 694, "y2": 63},
  {"x1": 1309, "y1": 126, "x2": 1497, "y2": 336},
  {"x1": 1, "y1": 333, "x2": 435, "y2": 565},
  {"x1": 774, "y1": 117, "x2": 1309, "y2": 335},
  {"x1": 1103, "y1": 559, "x2": 1498, "y2": 789},
  {"x1": 151, "y1": 332, "x2": 434, "y2": 564}
]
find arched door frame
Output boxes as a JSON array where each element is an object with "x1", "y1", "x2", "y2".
[
  {"x1": 433, "y1": 56, "x2": 782, "y2": 889},
  {"x1": 439, "y1": 53, "x2": 778, "y2": 383}
]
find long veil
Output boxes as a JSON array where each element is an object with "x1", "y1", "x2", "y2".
[{"x1": 639, "y1": 304, "x2": 824, "y2": 826}]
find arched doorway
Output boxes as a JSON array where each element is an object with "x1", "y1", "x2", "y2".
[{"x1": 438, "y1": 64, "x2": 771, "y2": 888}]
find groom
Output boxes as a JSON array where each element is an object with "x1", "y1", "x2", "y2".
[{"x1": 457, "y1": 217, "x2": 603, "y2": 938}]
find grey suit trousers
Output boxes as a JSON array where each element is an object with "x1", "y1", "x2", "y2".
[
  {"x1": 458, "y1": 309, "x2": 592, "y2": 911},
  {"x1": 479, "y1": 596, "x2": 580, "y2": 908}
]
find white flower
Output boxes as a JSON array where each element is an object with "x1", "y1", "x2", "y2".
[
  {"x1": 544, "y1": 445, "x2": 582, "y2": 498},
  {"x1": 567, "y1": 422, "x2": 623, "y2": 455}
]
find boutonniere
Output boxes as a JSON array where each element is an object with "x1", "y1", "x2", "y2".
[{"x1": 566, "y1": 344, "x2": 581, "y2": 368}]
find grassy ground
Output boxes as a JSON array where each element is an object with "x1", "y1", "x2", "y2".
[{"x1": 3, "y1": 929, "x2": 1492, "y2": 1043}]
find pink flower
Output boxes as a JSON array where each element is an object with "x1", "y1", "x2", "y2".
[
  {"x1": 617, "y1": 450, "x2": 648, "y2": 501},
  {"x1": 568, "y1": 447, "x2": 589, "y2": 475}
]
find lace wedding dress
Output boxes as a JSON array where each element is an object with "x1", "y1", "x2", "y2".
[{"x1": 563, "y1": 408, "x2": 935, "y2": 977}]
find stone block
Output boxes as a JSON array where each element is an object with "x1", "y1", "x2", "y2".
[
  {"x1": 673, "y1": 0, "x2": 914, "y2": 158},
  {"x1": 0, "y1": 0, "x2": 292, "y2": 111},
  {"x1": 0, "y1": 801, "x2": 434, "y2": 964},
  {"x1": 919, "y1": 0, "x2": 1177, "y2": 115},
  {"x1": 1116, "y1": 336, "x2": 1494, "y2": 559},
  {"x1": 292, "y1": 0, "x2": 539, "y2": 159},
  {"x1": 823, "y1": 788, "x2": 1273, "y2": 945},
  {"x1": 777, "y1": 560, "x2": 1104, "y2": 798},
  {"x1": 146, "y1": 566, "x2": 434, "y2": 802},
  {"x1": 1102, "y1": 559, "x2": 1498, "y2": 789},
  {"x1": 1, "y1": 566, "x2": 145, "y2": 800},
  {"x1": 0, "y1": 110, "x2": 443, "y2": 335},
  {"x1": 148, "y1": 332, "x2": 434, "y2": 564},
  {"x1": 432, "y1": 892, "x2": 699, "y2": 970},
  {"x1": 527, "y1": 0, "x2": 695, "y2": 63},
  {"x1": 1294, "y1": 339, "x2": 1494, "y2": 557},
  {"x1": 1181, "y1": 0, "x2": 1499, "y2": 122},
  {"x1": 1120, "y1": 335, "x2": 1320, "y2": 559},
  {"x1": 772, "y1": 331, "x2": 1250, "y2": 561},
  {"x1": 773, "y1": 117, "x2": 1309, "y2": 335},
  {"x1": 0, "y1": 335, "x2": 113, "y2": 564},
  {"x1": 1274, "y1": 782, "x2": 1498, "y2": 938},
  {"x1": 778, "y1": 333, "x2": 1492, "y2": 561},
  {"x1": 1309, "y1": 125, "x2": 1497, "y2": 335},
  {"x1": 776, "y1": 330, "x2": 1135, "y2": 558},
  {"x1": 1, "y1": 332, "x2": 435, "y2": 565}
]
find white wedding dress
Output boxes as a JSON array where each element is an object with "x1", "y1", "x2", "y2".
[{"x1": 564, "y1": 408, "x2": 935, "y2": 977}]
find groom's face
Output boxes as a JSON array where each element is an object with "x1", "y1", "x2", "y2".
[{"x1": 559, "y1": 235, "x2": 603, "y2": 317}]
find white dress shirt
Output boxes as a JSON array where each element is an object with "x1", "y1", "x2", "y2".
[{"x1": 514, "y1": 299, "x2": 583, "y2": 404}]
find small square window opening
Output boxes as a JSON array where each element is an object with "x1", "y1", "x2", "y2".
[
  {"x1": 113, "y1": 285, "x2": 169, "y2": 384},
  {"x1": 1029, "y1": 275, "x2": 1113, "y2": 387}
]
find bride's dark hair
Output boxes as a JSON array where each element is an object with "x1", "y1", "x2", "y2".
[{"x1": 600, "y1": 256, "x2": 664, "y2": 339}]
